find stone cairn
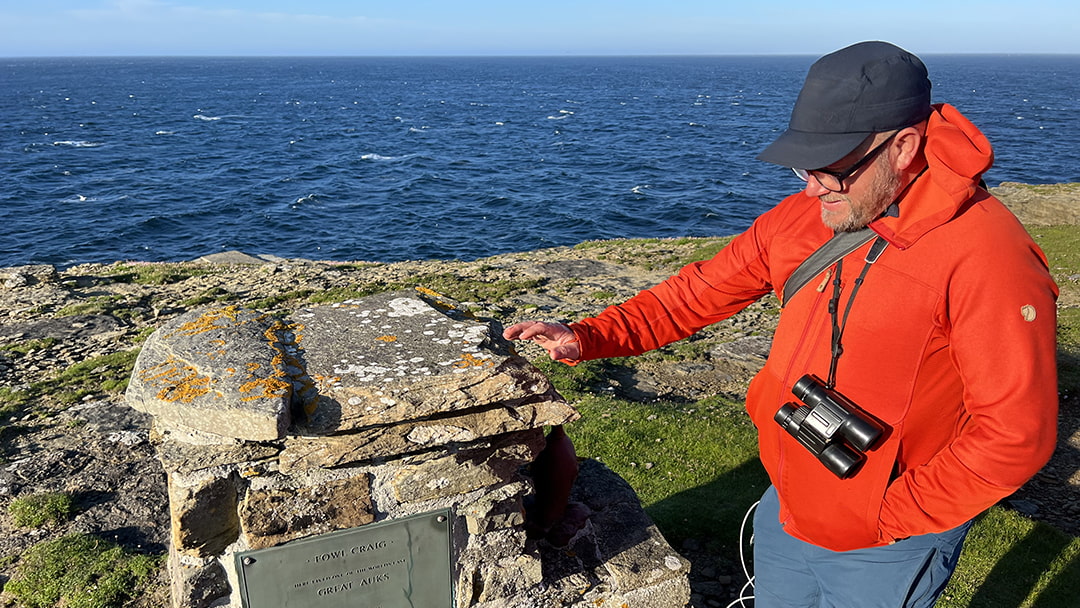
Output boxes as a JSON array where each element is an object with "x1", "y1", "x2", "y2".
[{"x1": 125, "y1": 289, "x2": 690, "y2": 608}]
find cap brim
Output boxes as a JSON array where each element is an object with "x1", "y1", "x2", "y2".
[{"x1": 756, "y1": 129, "x2": 871, "y2": 170}]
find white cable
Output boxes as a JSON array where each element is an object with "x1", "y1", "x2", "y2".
[
  {"x1": 723, "y1": 500, "x2": 759, "y2": 608},
  {"x1": 725, "y1": 578, "x2": 756, "y2": 608}
]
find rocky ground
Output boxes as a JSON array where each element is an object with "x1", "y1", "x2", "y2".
[{"x1": 0, "y1": 182, "x2": 1077, "y2": 608}]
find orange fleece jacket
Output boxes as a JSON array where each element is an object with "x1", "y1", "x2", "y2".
[{"x1": 568, "y1": 104, "x2": 1059, "y2": 551}]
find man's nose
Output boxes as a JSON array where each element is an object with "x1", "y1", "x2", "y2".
[{"x1": 802, "y1": 175, "x2": 832, "y2": 197}]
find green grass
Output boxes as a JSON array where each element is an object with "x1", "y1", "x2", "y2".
[
  {"x1": 0, "y1": 349, "x2": 140, "y2": 427},
  {"x1": 574, "y1": 236, "x2": 734, "y2": 271},
  {"x1": 1058, "y1": 307, "x2": 1080, "y2": 395},
  {"x1": 1028, "y1": 225, "x2": 1080, "y2": 394},
  {"x1": 3, "y1": 533, "x2": 161, "y2": 608},
  {"x1": 572, "y1": 394, "x2": 768, "y2": 553},
  {"x1": 938, "y1": 507, "x2": 1080, "y2": 607},
  {"x1": 8, "y1": 492, "x2": 77, "y2": 528},
  {"x1": 47, "y1": 350, "x2": 140, "y2": 403},
  {"x1": 179, "y1": 286, "x2": 237, "y2": 308},
  {"x1": 56, "y1": 295, "x2": 126, "y2": 318},
  {"x1": 101, "y1": 262, "x2": 216, "y2": 286},
  {"x1": 53, "y1": 294, "x2": 148, "y2": 323},
  {"x1": 250, "y1": 288, "x2": 316, "y2": 310},
  {"x1": 0, "y1": 338, "x2": 58, "y2": 355}
]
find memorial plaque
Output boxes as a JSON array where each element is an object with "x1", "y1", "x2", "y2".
[{"x1": 235, "y1": 509, "x2": 453, "y2": 608}]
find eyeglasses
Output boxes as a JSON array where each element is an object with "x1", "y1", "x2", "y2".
[{"x1": 792, "y1": 132, "x2": 898, "y2": 192}]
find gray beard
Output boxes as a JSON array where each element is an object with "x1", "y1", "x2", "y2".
[{"x1": 827, "y1": 167, "x2": 901, "y2": 233}]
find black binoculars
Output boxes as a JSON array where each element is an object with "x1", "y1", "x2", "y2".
[{"x1": 774, "y1": 374, "x2": 885, "y2": 479}]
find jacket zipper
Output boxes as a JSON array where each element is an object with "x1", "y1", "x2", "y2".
[{"x1": 776, "y1": 266, "x2": 840, "y2": 513}]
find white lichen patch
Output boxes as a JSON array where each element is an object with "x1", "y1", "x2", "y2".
[
  {"x1": 449, "y1": 325, "x2": 489, "y2": 352},
  {"x1": 332, "y1": 363, "x2": 396, "y2": 382},
  {"x1": 386, "y1": 297, "x2": 432, "y2": 317}
]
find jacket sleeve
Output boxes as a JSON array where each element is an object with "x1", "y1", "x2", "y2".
[
  {"x1": 569, "y1": 219, "x2": 777, "y2": 362},
  {"x1": 878, "y1": 230, "x2": 1059, "y2": 540}
]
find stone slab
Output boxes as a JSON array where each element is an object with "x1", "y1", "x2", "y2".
[
  {"x1": 126, "y1": 306, "x2": 295, "y2": 441},
  {"x1": 293, "y1": 291, "x2": 568, "y2": 432},
  {"x1": 281, "y1": 398, "x2": 575, "y2": 472},
  {"x1": 239, "y1": 475, "x2": 376, "y2": 550}
]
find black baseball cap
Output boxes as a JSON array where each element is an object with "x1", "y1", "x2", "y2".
[{"x1": 757, "y1": 41, "x2": 932, "y2": 170}]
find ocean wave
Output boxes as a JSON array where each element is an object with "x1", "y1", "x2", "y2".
[
  {"x1": 52, "y1": 140, "x2": 104, "y2": 148},
  {"x1": 360, "y1": 153, "x2": 419, "y2": 162},
  {"x1": 293, "y1": 194, "x2": 321, "y2": 207},
  {"x1": 192, "y1": 114, "x2": 245, "y2": 122}
]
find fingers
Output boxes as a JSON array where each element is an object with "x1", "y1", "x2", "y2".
[
  {"x1": 549, "y1": 342, "x2": 582, "y2": 362},
  {"x1": 502, "y1": 321, "x2": 580, "y2": 361},
  {"x1": 503, "y1": 321, "x2": 568, "y2": 342},
  {"x1": 502, "y1": 321, "x2": 539, "y2": 341}
]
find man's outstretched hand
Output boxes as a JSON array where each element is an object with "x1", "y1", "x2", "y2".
[{"x1": 502, "y1": 321, "x2": 581, "y2": 362}]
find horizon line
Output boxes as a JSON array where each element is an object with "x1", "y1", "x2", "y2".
[{"x1": 5, "y1": 51, "x2": 1080, "y2": 60}]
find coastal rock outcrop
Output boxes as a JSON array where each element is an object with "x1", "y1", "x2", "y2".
[{"x1": 1, "y1": 183, "x2": 1077, "y2": 608}]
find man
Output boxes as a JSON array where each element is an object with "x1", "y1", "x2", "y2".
[{"x1": 503, "y1": 41, "x2": 1058, "y2": 607}]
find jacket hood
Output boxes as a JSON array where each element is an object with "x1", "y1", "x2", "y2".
[{"x1": 870, "y1": 103, "x2": 994, "y2": 249}]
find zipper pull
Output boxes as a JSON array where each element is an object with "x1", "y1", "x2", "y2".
[{"x1": 816, "y1": 269, "x2": 832, "y2": 293}]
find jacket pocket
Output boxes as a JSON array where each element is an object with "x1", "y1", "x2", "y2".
[{"x1": 780, "y1": 429, "x2": 903, "y2": 551}]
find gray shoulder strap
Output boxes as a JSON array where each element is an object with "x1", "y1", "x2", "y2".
[{"x1": 780, "y1": 228, "x2": 877, "y2": 306}]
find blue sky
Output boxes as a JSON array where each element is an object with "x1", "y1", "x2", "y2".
[{"x1": 2, "y1": 0, "x2": 1078, "y2": 57}]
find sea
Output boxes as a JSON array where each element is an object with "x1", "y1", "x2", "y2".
[{"x1": 2, "y1": 55, "x2": 1078, "y2": 269}]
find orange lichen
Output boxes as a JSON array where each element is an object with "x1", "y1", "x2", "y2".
[
  {"x1": 375, "y1": 335, "x2": 397, "y2": 343},
  {"x1": 201, "y1": 338, "x2": 228, "y2": 359},
  {"x1": 290, "y1": 322, "x2": 306, "y2": 343},
  {"x1": 139, "y1": 356, "x2": 221, "y2": 403},
  {"x1": 142, "y1": 314, "x2": 308, "y2": 406},
  {"x1": 453, "y1": 353, "x2": 494, "y2": 369},
  {"x1": 163, "y1": 306, "x2": 267, "y2": 338},
  {"x1": 313, "y1": 374, "x2": 342, "y2": 390},
  {"x1": 415, "y1": 286, "x2": 459, "y2": 312},
  {"x1": 231, "y1": 319, "x2": 299, "y2": 402},
  {"x1": 239, "y1": 375, "x2": 291, "y2": 402}
]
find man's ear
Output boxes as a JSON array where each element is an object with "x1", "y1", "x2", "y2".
[{"x1": 892, "y1": 125, "x2": 925, "y2": 172}]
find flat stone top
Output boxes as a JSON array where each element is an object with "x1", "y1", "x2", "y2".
[
  {"x1": 294, "y1": 290, "x2": 502, "y2": 386},
  {"x1": 126, "y1": 289, "x2": 571, "y2": 442}
]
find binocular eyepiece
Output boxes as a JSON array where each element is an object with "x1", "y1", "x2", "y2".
[{"x1": 774, "y1": 375, "x2": 884, "y2": 479}]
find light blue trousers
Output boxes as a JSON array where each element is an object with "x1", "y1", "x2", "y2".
[{"x1": 752, "y1": 486, "x2": 972, "y2": 608}]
